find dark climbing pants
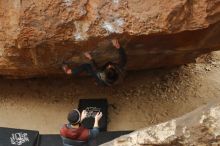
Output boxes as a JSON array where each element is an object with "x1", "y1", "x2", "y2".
[{"x1": 72, "y1": 64, "x2": 100, "y2": 83}]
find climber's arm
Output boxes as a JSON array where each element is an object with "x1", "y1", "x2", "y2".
[
  {"x1": 112, "y1": 39, "x2": 127, "y2": 68},
  {"x1": 118, "y1": 47, "x2": 127, "y2": 68}
]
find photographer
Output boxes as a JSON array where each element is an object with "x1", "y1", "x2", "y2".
[{"x1": 60, "y1": 109, "x2": 103, "y2": 146}]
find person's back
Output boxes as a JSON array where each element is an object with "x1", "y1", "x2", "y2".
[
  {"x1": 60, "y1": 124, "x2": 89, "y2": 145},
  {"x1": 60, "y1": 109, "x2": 102, "y2": 146}
]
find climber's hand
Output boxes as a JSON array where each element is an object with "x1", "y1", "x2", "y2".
[
  {"x1": 66, "y1": 69, "x2": 72, "y2": 75},
  {"x1": 112, "y1": 39, "x2": 120, "y2": 49},
  {"x1": 84, "y1": 52, "x2": 92, "y2": 60},
  {"x1": 62, "y1": 64, "x2": 72, "y2": 75}
]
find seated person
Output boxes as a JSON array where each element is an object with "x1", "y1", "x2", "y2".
[
  {"x1": 60, "y1": 109, "x2": 102, "y2": 146},
  {"x1": 62, "y1": 39, "x2": 127, "y2": 86}
]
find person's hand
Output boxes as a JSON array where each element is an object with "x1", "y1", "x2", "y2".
[
  {"x1": 84, "y1": 52, "x2": 92, "y2": 60},
  {"x1": 112, "y1": 39, "x2": 120, "y2": 49},
  {"x1": 66, "y1": 69, "x2": 72, "y2": 75},
  {"x1": 62, "y1": 64, "x2": 72, "y2": 75},
  {"x1": 95, "y1": 112, "x2": 103, "y2": 122},
  {"x1": 81, "y1": 110, "x2": 88, "y2": 121}
]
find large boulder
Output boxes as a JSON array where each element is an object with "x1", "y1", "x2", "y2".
[
  {"x1": 101, "y1": 102, "x2": 220, "y2": 146},
  {"x1": 1, "y1": 0, "x2": 220, "y2": 77}
]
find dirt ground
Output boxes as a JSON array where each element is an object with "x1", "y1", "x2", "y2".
[{"x1": 0, "y1": 51, "x2": 220, "y2": 134}]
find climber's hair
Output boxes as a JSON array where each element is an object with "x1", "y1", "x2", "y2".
[{"x1": 105, "y1": 68, "x2": 119, "y2": 83}]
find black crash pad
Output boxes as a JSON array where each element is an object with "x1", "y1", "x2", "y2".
[
  {"x1": 39, "y1": 131, "x2": 132, "y2": 146},
  {"x1": 0, "y1": 127, "x2": 39, "y2": 146},
  {"x1": 38, "y1": 135, "x2": 62, "y2": 146},
  {"x1": 95, "y1": 131, "x2": 132, "y2": 145},
  {"x1": 78, "y1": 99, "x2": 108, "y2": 132}
]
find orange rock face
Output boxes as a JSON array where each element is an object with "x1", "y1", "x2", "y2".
[{"x1": 0, "y1": 0, "x2": 220, "y2": 77}]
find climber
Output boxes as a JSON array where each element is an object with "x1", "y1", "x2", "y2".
[{"x1": 62, "y1": 39, "x2": 127, "y2": 86}]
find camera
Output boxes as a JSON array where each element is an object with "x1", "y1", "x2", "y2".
[{"x1": 85, "y1": 107, "x2": 101, "y2": 118}]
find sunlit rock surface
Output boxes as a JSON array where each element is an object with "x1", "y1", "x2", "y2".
[
  {"x1": 1, "y1": 0, "x2": 220, "y2": 77},
  {"x1": 101, "y1": 102, "x2": 220, "y2": 146}
]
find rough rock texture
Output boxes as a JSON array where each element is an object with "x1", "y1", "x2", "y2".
[
  {"x1": 101, "y1": 102, "x2": 220, "y2": 146},
  {"x1": 1, "y1": 0, "x2": 220, "y2": 77}
]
